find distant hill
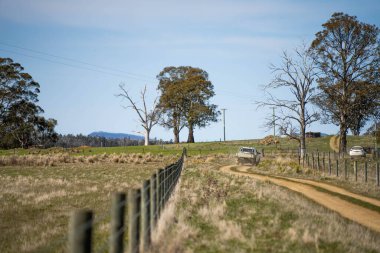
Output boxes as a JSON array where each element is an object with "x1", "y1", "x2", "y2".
[{"x1": 88, "y1": 131, "x2": 144, "y2": 140}]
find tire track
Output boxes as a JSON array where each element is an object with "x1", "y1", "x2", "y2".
[{"x1": 219, "y1": 165, "x2": 380, "y2": 233}]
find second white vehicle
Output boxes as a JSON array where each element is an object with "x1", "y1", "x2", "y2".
[{"x1": 349, "y1": 146, "x2": 366, "y2": 157}]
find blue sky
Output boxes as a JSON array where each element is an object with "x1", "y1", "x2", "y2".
[{"x1": 0, "y1": 0, "x2": 379, "y2": 142}]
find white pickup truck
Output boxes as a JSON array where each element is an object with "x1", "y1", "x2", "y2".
[{"x1": 236, "y1": 147, "x2": 261, "y2": 165}]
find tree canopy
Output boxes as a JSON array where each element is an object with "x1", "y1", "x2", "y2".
[
  {"x1": 0, "y1": 57, "x2": 57, "y2": 148},
  {"x1": 310, "y1": 12, "x2": 380, "y2": 154},
  {"x1": 157, "y1": 66, "x2": 219, "y2": 143}
]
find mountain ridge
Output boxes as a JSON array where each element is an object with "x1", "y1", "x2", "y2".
[{"x1": 88, "y1": 131, "x2": 144, "y2": 140}]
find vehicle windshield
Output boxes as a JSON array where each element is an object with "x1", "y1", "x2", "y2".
[
  {"x1": 351, "y1": 146, "x2": 363, "y2": 150},
  {"x1": 241, "y1": 148, "x2": 255, "y2": 153}
]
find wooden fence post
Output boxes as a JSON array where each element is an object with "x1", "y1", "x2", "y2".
[
  {"x1": 336, "y1": 159, "x2": 339, "y2": 177},
  {"x1": 323, "y1": 157, "x2": 325, "y2": 173},
  {"x1": 262, "y1": 149, "x2": 265, "y2": 157},
  {"x1": 317, "y1": 152, "x2": 320, "y2": 171},
  {"x1": 344, "y1": 159, "x2": 348, "y2": 179},
  {"x1": 110, "y1": 193, "x2": 126, "y2": 253},
  {"x1": 141, "y1": 180, "x2": 151, "y2": 252},
  {"x1": 68, "y1": 210, "x2": 93, "y2": 253},
  {"x1": 354, "y1": 161, "x2": 358, "y2": 182},
  {"x1": 157, "y1": 169, "x2": 163, "y2": 216},
  {"x1": 364, "y1": 162, "x2": 368, "y2": 183},
  {"x1": 377, "y1": 162, "x2": 379, "y2": 187},
  {"x1": 150, "y1": 173, "x2": 157, "y2": 231},
  {"x1": 329, "y1": 158, "x2": 332, "y2": 175},
  {"x1": 128, "y1": 189, "x2": 141, "y2": 253}
]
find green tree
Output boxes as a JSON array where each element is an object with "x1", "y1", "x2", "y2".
[
  {"x1": 0, "y1": 57, "x2": 57, "y2": 148},
  {"x1": 310, "y1": 13, "x2": 380, "y2": 155},
  {"x1": 157, "y1": 66, "x2": 219, "y2": 143}
]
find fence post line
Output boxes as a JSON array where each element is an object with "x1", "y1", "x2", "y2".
[
  {"x1": 364, "y1": 162, "x2": 368, "y2": 183},
  {"x1": 128, "y1": 188, "x2": 141, "y2": 253},
  {"x1": 336, "y1": 159, "x2": 339, "y2": 177},
  {"x1": 110, "y1": 193, "x2": 126, "y2": 253},
  {"x1": 354, "y1": 161, "x2": 358, "y2": 182},
  {"x1": 377, "y1": 162, "x2": 379, "y2": 186},
  {"x1": 68, "y1": 210, "x2": 93, "y2": 253},
  {"x1": 150, "y1": 173, "x2": 157, "y2": 231},
  {"x1": 344, "y1": 159, "x2": 348, "y2": 179},
  {"x1": 159, "y1": 168, "x2": 165, "y2": 212},
  {"x1": 156, "y1": 169, "x2": 161, "y2": 217},
  {"x1": 317, "y1": 152, "x2": 320, "y2": 171},
  {"x1": 164, "y1": 167, "x2": 168, "y2": 203},
  {"x1": 323, "y1": 157, "x2": 325, "y2": 173},
  {"x1": 141, "y1": 180, "x2": 151, "y2": 252},
  {"x1": 329, "y1": 158, "x2": 332, "y2": 175}
]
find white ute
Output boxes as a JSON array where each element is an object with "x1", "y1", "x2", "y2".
[{"x1": 236, "y1": 147, "x2": 261, "y2": 165}]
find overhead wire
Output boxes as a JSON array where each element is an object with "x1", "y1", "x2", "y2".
[{"x1": 0, "y1": 42, "x2": 258, "y2": 103}]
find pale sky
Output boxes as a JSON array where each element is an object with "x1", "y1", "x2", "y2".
[{"x1": 0, "y1": 0, "x2": 379, "y2": 141}]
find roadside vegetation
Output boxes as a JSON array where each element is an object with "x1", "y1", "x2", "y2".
[
  {"x1": 0, "y1": 158, "x2": 175, "y2": 253},
  {"x1": 151, "y1": 157, "x2": 380, "y2": 253}
]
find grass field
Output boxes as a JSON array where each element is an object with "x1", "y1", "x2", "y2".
[
  {"x1": 0, "y1": 135, "x2": 376, "y2": 157},
  {"x1": 1, "y1": 135, "x2": 379, "y2": 252},
  {"x1": 151, "y1": 156, "x2": 380, "y2": 253},
  {"x1": 0, "y1": 155, "x2": 176, "y2": 253}
]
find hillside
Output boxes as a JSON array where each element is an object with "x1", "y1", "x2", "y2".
[{"x1": 88, "y1": 131, "x2": 144, "y2": 140}]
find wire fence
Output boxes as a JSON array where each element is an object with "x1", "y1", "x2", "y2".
[
  {"x1": 67, "y1": 148, "x2": 187, "y2": 253},
  {"x1": 300, "y1": 151, "x2": 380, "y2": 186},
  {"x1": 263, "y1": 149, "x2": 380, "y2": 187}
]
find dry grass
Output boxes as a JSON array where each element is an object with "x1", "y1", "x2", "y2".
[
  {"x1": 0, "y1": 152, "x2": 175, "y2": 167},
  {"x1": 0, "y1": 157, "x2": 175, "y2": 253},
  {"x1": 151, "y1": 157, "x2": 380, "y2": 252}
]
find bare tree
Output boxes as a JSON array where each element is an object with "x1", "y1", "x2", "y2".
[
  {"x1": 258, "y1": 44, "x2": 319, "y2": 158},
  {"x1": 117, "y1": 84, "x2": 161, "y2": 146}
]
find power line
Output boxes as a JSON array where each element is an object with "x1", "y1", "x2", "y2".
[
  {"x1": 0, "y1": 41, "x2": 155, "y2": 82},
  {"x1": 0, "y1": 41, "x2": 260, "y2": 102},
  {"x1": 0, "y1": 48, "x2": 155, "y2": 82}
]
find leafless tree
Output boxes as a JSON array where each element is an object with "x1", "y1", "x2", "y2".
[
  {"x1": 117, "y1": 84, "x2": 161, "y2": 146},
  {"x1": 258, "y1": 44, "x2": 319, "y2": 158}
]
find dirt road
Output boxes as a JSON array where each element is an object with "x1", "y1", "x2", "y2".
[{"x1": 220, "y1": 165, "x2": 380, "y2": 233}]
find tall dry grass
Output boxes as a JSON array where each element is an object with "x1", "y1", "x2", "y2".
[
  {"x1": 150, "y1": 159, "x2": 380, "y2": 252},
  {"x1": 0, "y1": 152, "x2": 175, "y2": 167}
]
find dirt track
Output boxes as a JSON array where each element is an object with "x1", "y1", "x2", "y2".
[{"x1": 220, "y1": 165, "x2": 380, "y2": 233}]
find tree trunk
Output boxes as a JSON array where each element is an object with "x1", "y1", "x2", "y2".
[
  {"x1": 339, "y1": 122, "x2": 348, "y2": 157},
  {"x1": 300, "y1": 106, "x2": 306, "y2": 158},
  {"x1": 173, "y1": 127, "x2": 179, "y2": 144},
  {"x1": 187, "y1": 124, "x2": 194, "y2": 143},
  {"x1": 144, "y1": 129, "x2": 150, "y2": 146},
  {"x1": 300, "y1": 126, "x2": 306, "y2": 159}
]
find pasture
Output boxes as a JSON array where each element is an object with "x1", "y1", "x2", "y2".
[{"x1": 1, "y1": 135, "x2": 379, "y2": 252}]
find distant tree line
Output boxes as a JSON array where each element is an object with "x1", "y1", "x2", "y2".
[{"x1": 55, "y1": 134, "x2": 169, "y2": 148}]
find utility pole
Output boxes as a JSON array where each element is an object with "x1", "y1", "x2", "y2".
[
  {"x1": 222, "y1": 109, "x2": 227, "y2": 141},
  {"x1": 271, "y1": 107, "x2": 277, "y2": 148}
]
